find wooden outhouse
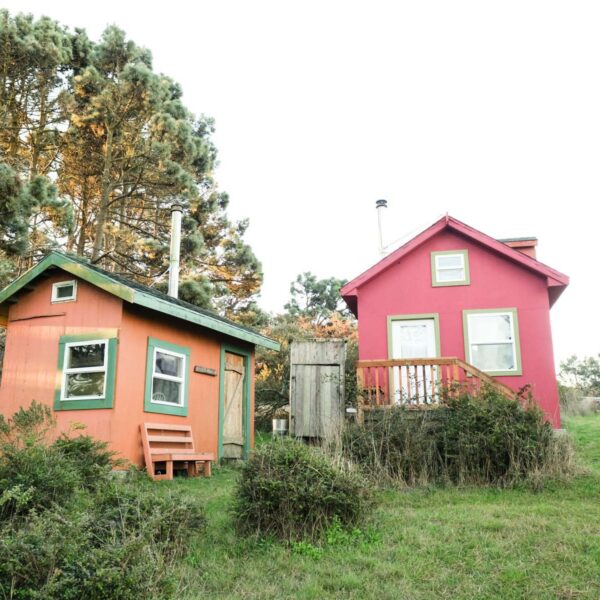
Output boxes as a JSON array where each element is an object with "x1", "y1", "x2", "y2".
[
  {"x1": 0, "y1": 252, "x2": 279, "y2": 467},
  {"x1": 289, "y1": 339, "x2": 346, "y2": 439}
]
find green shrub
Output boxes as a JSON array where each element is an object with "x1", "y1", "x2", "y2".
[
  {"x1": 343, "y1": 387, "x2": 575, "y2": 486},
  {"x1": 233, "y1": 438, "x2": 372, "y2": 542},
  {"x1": 0, "y1": 404, "x2": 81, "y2": 518},
  {"x1": 0, "y1": 403, "x2": 118, "y2": 518},
  {"x1": 93, "y1": 478, "x2": 207, "y2": 554},
  {"x1": 52, "y1": 434, "x2": 116, "y2": 491},
  {"x1": 0, "y1": 478, "x2": 206, "y2": 599},
  {"x1": 0, "y1": 403, "x2": 207, "y2": 598}
]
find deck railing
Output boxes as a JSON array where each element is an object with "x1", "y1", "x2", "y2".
[{"x1": 356, "y1": 357, "x2": 515, "y2": 416}]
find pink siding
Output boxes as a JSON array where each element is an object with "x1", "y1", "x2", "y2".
[
  {"x1": 0, "y1": 274, "x2": 255, "y2": 466},
  {"x1": 356, "y1": 229, "x2": 561, "y2": 427}
]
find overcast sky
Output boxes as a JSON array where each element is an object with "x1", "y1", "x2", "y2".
[{"x1": 4, "y1": 0, "x2": 600, "y2": 364}]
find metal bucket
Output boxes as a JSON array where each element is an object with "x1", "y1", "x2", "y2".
[{"x1": 272, "y1": 418, "x2": 288, "y2": 437}]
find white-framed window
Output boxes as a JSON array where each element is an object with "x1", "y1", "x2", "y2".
[
  {"x1": 52, "y1": 280, "x2": 77, "y2": 303},
  {"x1": 431, "y1": 250, "x2": 470, "y2": 286},
  {"x1": 150, "y1": 346, "x2": 186, "y2": 406},
  {"x1": 61, "y1": 339, "x2": 108, "y2": 400},
  {"x1": 464, "y1": 309, "x2": 522, "y2": 375}
]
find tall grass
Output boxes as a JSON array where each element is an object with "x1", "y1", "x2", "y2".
[{"x1": 339, "y1": 387, "x2": 577, "y2": 487}]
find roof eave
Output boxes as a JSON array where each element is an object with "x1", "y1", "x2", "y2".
[
  {"x1": 0, "y1": 252, "x2": 280, "y2": 351},
  {"x1": 341, "y1": 215, "x2": 570, "y2": 296},
  {"x1": 132, "y1": 290, "x2": 280, "y2": 350}
]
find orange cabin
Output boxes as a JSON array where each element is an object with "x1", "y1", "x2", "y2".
[{"x1": 0, "y1": 252, "x2": 279, "y2": 468}]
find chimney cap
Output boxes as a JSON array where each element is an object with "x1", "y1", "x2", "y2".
[
  {"x1": 376, "y1": 199, "x2": 388, "y2": 208},
  {"x1": 171, "y1": 202, "x2": 183, "y2": 213}
]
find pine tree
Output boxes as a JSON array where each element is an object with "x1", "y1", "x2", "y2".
[{"x1": 0, "y1": 12, "x2": 262, "y2": 313}]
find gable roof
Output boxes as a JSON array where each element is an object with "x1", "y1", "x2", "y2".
[
  {"x1": 341, "y1": 215, "x2": 569, "y2": 313},
  {"x1": 0, "y1": 252, "x2": 279, "y2": 351}
]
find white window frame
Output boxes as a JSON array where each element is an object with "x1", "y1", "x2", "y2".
[
  {"x1": 150, "y1": 346, "x2": 186, "y2": 407},
  {"x1": 464, "y1": 309, "x2": 521, "y2": 375},
  {"x1": 52, "y1": 280, "x2": 77, "y2": 303},
  {"x1": 61, "y1": 338, "x2": 109, "y2": 401}
]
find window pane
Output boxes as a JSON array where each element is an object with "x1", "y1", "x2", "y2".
[
  {"x1": 155, "y1": 352, "x2": 183, "y2": 377},
  {"x1": 437, "y1": 267, "x2": 465, "y2": 282},
  {"x1": 471, "y1": 343, "x2": 515, "y2": 371},
  {"x1": 437, "y1": 254, "x2": 463, "y2": 269},
  {"x1": 56, "y1": 284, "x2": 74, "y2": 298},
  {"x1": 68, "y1": 343, "x2": 105, "y2": 369},
  {"x1": 65, "y1": 372, "x2": 105, "y2": 397},
  {"x1": 152, "y1": 378, "x2": 181, "y2": 404},
  {"x1": 398, "y1": 324, "x2": 431, "y2": 357},
  {"x1": 469, "y1": 314, "x2": 512, "y2": 343}
]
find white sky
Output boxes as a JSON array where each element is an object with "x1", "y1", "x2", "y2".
[{"x1": 4, "y1": 0, "x2": 600, "y2": 365}]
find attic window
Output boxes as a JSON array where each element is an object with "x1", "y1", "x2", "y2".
[
  {"x1": 52, "y1": 280, "x2": 77, "y2": 302},
  {"x1": 431, "y1": 250, "x2": 470, "y2": 287}
]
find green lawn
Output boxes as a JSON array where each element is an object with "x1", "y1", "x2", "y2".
[{"x1": 169, "y1": 415, "x2": 600, "y2": 599}]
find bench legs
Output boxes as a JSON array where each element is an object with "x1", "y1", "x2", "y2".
[
  {"x1": 199, "y1": 460, "x2": 211, "y2": 477},
  {"x1": 151, "y1": 459, "x2": 212, "y2": 481}
]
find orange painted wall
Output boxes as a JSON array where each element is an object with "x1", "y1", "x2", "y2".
[
  {"x1": 0, "y1": 274, "x2": 122, "y2": 444},
  {"x1": 0, "y1": 273, "x2": 255, "y2": 467},
  {"x1": 115, "y1": 305, "x2": 254, "y2": 466}
]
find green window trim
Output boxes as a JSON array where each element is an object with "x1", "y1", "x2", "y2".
[
  {"x1": 431, "y1": 249, "x2": 470, "y2": 287},
  {"x1": 54, "y1": 334, "x2": 118, "y2": 411},
  {"x1": 144, "y1": 337, "x2": 190, "y2": 417},
  {"x1": 462, "y1": 308, "x2": 522, "y2": 376},
  {"x1": 218, "y1": 344, "x2": 252, "y2": 461}
]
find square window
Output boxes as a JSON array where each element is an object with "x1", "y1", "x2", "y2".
[
  {"x1": 464, "y1": 309, "x2": 522, "y2": 375},
  {"x1": 431, "y1": 251, "x2": 470, "y2": 287},
  {"x1": 54, "y1": 335, "x2": 118, "y2": 410},
  {"x1": 52, "y1": 280, "x2": 77, "y2": 302}
]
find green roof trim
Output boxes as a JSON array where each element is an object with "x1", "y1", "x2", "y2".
[{"x1": 0, "y1": 252, "x2": 280, "y2": 351}]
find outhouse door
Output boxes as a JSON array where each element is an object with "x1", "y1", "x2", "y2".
[
  {"x1": 291, "y1": 364, "x2": 343, "y2": 438},
  {"x1": 222, "y1": 352, "x2": 245, "y2": 459},
  {"x1": 390, "y1": 318, "x2": 438, "y2": 403}
]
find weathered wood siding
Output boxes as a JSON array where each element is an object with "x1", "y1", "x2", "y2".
[{"x1": 290, "y1": 339, "x2": 345, "y2": 438}]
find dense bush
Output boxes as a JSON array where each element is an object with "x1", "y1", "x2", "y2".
[
  {"x1": 0, "y1": 403, "x2": 117, "y2": 518},
  {"x1": 343, "y1": 387, "x2": 575, "y2": 486},
  {"x1": 234, "y1": 438, "x2": 372, "y2": 542},
  {"x1": 53, "y1": 433, "x2": 116, "y2": 490},
  {"x1": 0, "y1": 403, "x2": 206, "y2": 599},
  {"x1": 0, "y1": 480, "x2": 206, "y2": 599}
]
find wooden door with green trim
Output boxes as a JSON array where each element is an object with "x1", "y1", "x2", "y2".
[{"x1": 222, "y1": 352, "x2": 245, "y2": 459}]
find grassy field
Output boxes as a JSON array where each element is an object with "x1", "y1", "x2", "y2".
[{"x1": 168, "y1": 415, "x2": 600, "y2": 599}]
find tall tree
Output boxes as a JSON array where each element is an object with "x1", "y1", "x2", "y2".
[
  {"x1": 0, "y1": 11, "x2": 73, "y2": 274},
  {"x1": 0, "y1": 12, "x2": 262, "y2": 312},
  {"x1": 284, "y1": 272, "x2": 350, "y2": 325}
]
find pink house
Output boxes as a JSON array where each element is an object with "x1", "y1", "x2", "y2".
[{"x1": 341, "y1": 215, "x2": 569, "y2": 427}]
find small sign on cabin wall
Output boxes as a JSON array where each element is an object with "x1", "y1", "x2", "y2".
[{"x1": 193, "y1": 365, "x2": 217, "y2": 376}]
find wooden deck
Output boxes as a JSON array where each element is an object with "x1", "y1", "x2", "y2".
[{"x1": 356, "y1": 357, "x2": 515, "y2": 420}]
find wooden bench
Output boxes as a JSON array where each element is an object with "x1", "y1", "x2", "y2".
[{"x1": 140, "y1": 423, "x2": 214, "y2": 481}]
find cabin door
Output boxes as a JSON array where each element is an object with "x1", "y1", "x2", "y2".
[
  {"x1": 222, "y1": 352, "x2": 246, "y2": 459},
  {"x1": 390, "y1": 318, "x2": 438, "y2": 403}
]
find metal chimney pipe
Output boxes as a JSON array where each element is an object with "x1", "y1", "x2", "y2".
[
  {"x1": 168, "y1": 203, "x2": 183, "y2": 298},
  {"x1": 376, "y1": 199, "x2": 388, "y2": 256}
]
